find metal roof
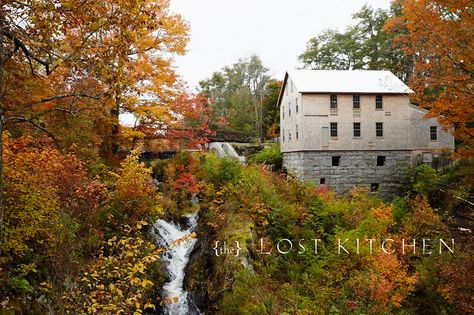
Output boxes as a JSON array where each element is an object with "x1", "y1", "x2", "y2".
[{"x1": 287, "y1": 70, "x2": 414, "y2": 94}]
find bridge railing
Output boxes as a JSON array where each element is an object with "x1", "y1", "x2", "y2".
[{"x1": 209, "y1": 130, "x2": 257, "y2": 143}]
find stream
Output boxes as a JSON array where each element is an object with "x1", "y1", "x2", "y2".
[{"x1": 152, "y1": 212, "x2": 201, "y2": 315}]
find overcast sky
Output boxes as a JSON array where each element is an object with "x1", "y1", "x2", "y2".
[{"x1": 169, "y1": 0, "x2": 392, "y2": 90}]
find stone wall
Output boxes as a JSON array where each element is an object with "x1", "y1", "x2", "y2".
[{"x1": 283, "y1": 150, "x2": 413, "y2": 199}]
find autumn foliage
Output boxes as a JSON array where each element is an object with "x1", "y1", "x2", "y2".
[
  {"x1": 0, "y1": 0, "x2": 472, "y2": 314},
  {"x1": 386, "y1": 0, "x2": 474, "y2": 156}
]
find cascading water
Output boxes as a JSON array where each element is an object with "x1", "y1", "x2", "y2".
[{"x1": 152, "y1": 212, "x2": 201, "y2": 315}]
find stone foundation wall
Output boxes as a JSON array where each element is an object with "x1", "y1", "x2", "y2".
[{"x1": 283, "y1": 150, "x2": 412, "y2": 199}]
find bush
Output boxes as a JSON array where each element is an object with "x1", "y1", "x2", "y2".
[
  {"x1": 105, "y1": 147, "x2": 162, "y2": 232},
  {"x1": 251, "y1": 142, "x2": 282, "y2": 169},
  {"x1": 202, "y1": 153, "x2": 243, "y2": 186},
  {"x1": 63, "y1": 223, "x2": 164, "y2": 314}
]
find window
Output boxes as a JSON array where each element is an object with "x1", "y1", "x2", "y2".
[
  {"x1": 376, "y1": 122, "x2": 383, "y2": 137},
  {"x1": 353, "y1": 122, "x2": 361, "y2": 137},
  {"x1": 430, "y1": 126, "x2": 437, "y2": 141},
  {"x1": 320, "y1": 178, "x2": 326, "y2": 185},
  {"x1": 371, "y1": 183, "x2": 380, "y2": 192},
  {"x1": 377, "y1": 156, "x2": 386, "y2": 166},
  {"x1": 330, "y1": 122, "x2": 338, "y2": 137},
  {"x1": 330, "y1": 94, "x2": 338, "y2": 109},
  {"x1": 376, "y1": 94, "x2": 383, "y2": 109},
  {"x1": 353, "y1": 94, "x2": 360, "y2": 109},
  {"x1": 282, "y1": 106, "x2": 284, "y2": 119},
  {"x1": 422, "y1": 152, "x2": 433, "y2": 164},
  {"x1": 296, "y1": 124, "x2": 299, "y2": 139},
  {"x1": 289, "y1": 130, "x2": 292, "y2": 141},
  {"x1": 332, "y1": 156, "x2": 341, "y2": 166},
  {"x1": 296, "y1": 98, "x2": 299, "y2": 113},
  {"x1": 282, "y1": 129, "x2": 285, "y2": 142},
  {"x1": 289, "y1": 102, "x2": 291, "y2": 117}
]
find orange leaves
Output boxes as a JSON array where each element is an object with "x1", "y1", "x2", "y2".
[
  {"x1": 3, "y1": 0, "x2": 191, "y2": 154},
  {"x1": 350, "y1": 252, "x2": 418, "y2": 313},
  {"x1": 1, "y1": 135, "x2": 99, "y2": 257},
  {"x1": 387, "y1": 0, "x2": 474, "y2": 156},
  {"x1": 372, "y1": 205, "x2": 393, "y2": 221},
  {"x1": 402, "y1": 195, "x2": 447, "y2": 238},
  {"x1": 250, "y1": 201, "x2": 270, "y2": 229}
]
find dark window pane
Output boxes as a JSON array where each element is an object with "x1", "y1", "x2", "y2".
[
  {"x1": 330, "y1": 94, "x2": 338, "y2": 109},
  {"x1": 353, "y1": 122, "x2": 361, "y2": 137},
  {"x1": 377, "y1": 156, "x2": 386, "y2": 166},
  {"x1": 330, "y1": 122, "x2": 338, "y2": 137},
  {"x1": 371, "y1": 183, "x2": 380, "y2": 192},
  {"x1": 376, "y1": 122, "x2": 383, "y2": 137},
  {"x1": 353, "y1": 94, "x2": 360, "y2": 109},
  {"x1": 430, "y1": 126, "x2": 437, "y2": 140},
  {"x1": 332, "y1": 156, "x2": 341, "y2": 166},
  {"x1": 320, "y1": 178, "x2": 326, "y2": 185},
  {"x1": 376, "y1": 94, "x2": 383, "y2": 109}
]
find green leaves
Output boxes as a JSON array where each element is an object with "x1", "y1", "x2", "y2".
[{"x1": 299, "y1": 4, "x2": 412, "y2": 81}]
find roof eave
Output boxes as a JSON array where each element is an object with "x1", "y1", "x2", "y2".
[{"x1": 276, "y1": 72, "x2": 289, "y2": 108}]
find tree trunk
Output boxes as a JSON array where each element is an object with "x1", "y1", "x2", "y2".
[
  {"x1": 0, "y1": 21, "x2": 5, "y2": 255},
  {"x1": 110, "y1": 93, "x2": 120, "y2": 153}
]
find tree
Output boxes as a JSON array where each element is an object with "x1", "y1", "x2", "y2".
[
  {"x1": 199, "y1": 55, "x2": 271, "y2": 138},
  {"x1": 0, "y1": 0, "x2": 189, "y2": 252},
  {"x1": 298, "y1": 28, "x2": 363, "y2": 70},
  {"x1": 299, "y1": 4, "x2": 413, "y2": 81},
  {"x1": 262, "y1": 80, "x2": 282, "y2": 138},
  {"x1": 386, "y1": 0, "x2": 474, "y2": 156}
]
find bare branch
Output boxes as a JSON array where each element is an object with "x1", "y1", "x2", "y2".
[
  {"x1": 0, "y1": 28, "x2": 51, "y2": 75},
  {"x1": 5, "y1": 116, "x2": 60, "y2": 147},
  {"x1": 23, "y1": 92, "x2": 102, "y2": 109}
]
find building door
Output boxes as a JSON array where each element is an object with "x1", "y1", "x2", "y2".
[{"x1": 322, "y1": 127, "x2": 329, "y2": 146}]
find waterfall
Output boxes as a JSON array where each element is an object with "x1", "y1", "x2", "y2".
[{"x1": 152, "y1": 212, "x2": 201, "y2": 315}]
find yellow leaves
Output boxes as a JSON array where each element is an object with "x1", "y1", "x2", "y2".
[
  {"x1": 141, "y1": 279, "x2": 153, "y2": 288},
  {"x1": 107, "y1": 236, "x2": 118, "y2": 246},
  {"x1": 250, "y1": 201, "x2": 270, "y2": 228},
  {"x1": 65, "y1": 233, "x2": 161, "y2": 313},
  {"x1": 39, "y1": 281, "x2": 53, "y2": 292},
  {"x1": 16, "y1": 263, "x2": 37, "y2": 275},
  {"x1": 144, "y1": 303, "x2": 156, "y2": 310},
  {"x1": 131, "y1": 277, "x2": 142, "y2": 286},
  {"x1": 136, "y1": 221, "x2": 148, "y2": 230}
]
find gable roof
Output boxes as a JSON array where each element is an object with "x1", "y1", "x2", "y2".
[
  {"x1": 289, "y1": 70, "x2": 413, "y2": 94},
  {"x1": 277, "y1": 70, "x2": 413, "y2": 107}
]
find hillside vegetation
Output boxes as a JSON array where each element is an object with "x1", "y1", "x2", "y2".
[{"x1": 155, "y1": 152, "x2": 474, "y2": 314}]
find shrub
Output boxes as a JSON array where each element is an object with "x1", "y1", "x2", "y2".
[
  {"x1": 106, "y1": 147, "x2": 161, "y2": 230},
  {"x1": 201, "y1": 153, "x2": 243, "y2": 186},
  {"x1": 63, "y1": 223, "x2": 164, "y2": 314},
  {"x1": 251, "y1": 142, "x2": 282, "y2": 169}
]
